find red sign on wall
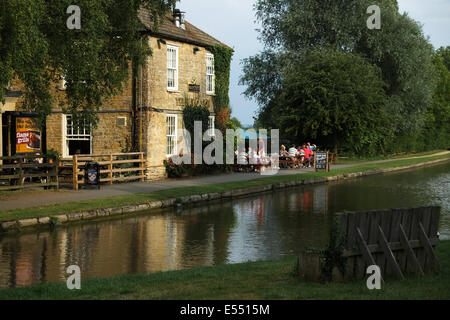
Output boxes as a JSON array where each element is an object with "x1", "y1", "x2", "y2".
[{"x1": 15, "y1": 117, "x2": 42, "y2": 153}]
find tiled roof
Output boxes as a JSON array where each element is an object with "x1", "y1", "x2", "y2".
[{"x1": 138, "y1": 9, "x2": 232, "y2": 50}]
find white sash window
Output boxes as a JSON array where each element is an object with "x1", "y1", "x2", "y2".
[
  {"x1": 208, "y1": 116, "x2": 215, "y2": 137},
  {"x1": 62, "y1": 114, "x2": 92, "y2": 157},
  {"x1": 167, "y1": 46, "x2": 179, "y2": 91},
  {"x1": 206, "y1": 53, "x2": 215, "y2": 94},
  {"x1": 166, "y1": 114, "x2": 177, "y2": 157}
]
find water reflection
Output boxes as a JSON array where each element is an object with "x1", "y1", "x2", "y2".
[{"x1": 0, "y1": 162, "x2": 449, "y2": 288}]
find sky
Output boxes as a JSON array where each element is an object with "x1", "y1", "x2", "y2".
[{"x1": 178, "y1": 0, "x2": 450, "y2": 126}]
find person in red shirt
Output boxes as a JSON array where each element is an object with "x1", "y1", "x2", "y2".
[{"x1": 304, "y1": 144, "x2": 313, "y2": 167}]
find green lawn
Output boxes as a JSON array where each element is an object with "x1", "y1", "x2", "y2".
[
  {"x1": 1, "y1": 153, "x2": 449, "y2": 223},
  {"x1": 1, "y1": 241, "x2": 449, "y2": 300},
  {"x1": 336, "y1": 149, "x2": 449, "y2": 164}
]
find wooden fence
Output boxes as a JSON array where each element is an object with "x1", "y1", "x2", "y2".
[
  {"x1": 0, "y1": 154, "x2": 59, "y2": 191},
  {"x1": 70, "y1": 152, "x2": 145, "y2": 190},
  {"x1": 337, "y1": 206, "x2": 441, "y2": 280},
  {"x1": 298, "y1": 206, "x2": 441, "y2": 282}
]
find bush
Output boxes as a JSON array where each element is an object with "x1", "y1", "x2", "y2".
[{"x1": 163, "y1": 158, "x2": 188, "y2": 178}]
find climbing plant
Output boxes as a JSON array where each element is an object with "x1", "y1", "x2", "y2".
[
  {"x1": 207, "y1": 45, "x2": 233, "y2": 113},
  {"x1": 182, "y1": 104, "x2": 210, "y2": 157}
]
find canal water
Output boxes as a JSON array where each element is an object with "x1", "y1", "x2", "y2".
[{"x1": 0, "y1": 162, "x2": 449, "y2": 288}]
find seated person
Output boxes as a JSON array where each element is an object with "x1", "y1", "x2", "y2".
[
  {"x1": 252, "y1": 150, "x2": 261, "y2": 172},
  {"x1": 288, "y1": 145, "x2": 298, "y2": 158},
  {"x1": 308, "y1": 142, "x2": 316, "y2": 152},
  {"x1": 297, "y1": 146, "x2": 305, "y2": 167},
  {"x1": 237, "y1": 152, "x2": 248, "y2": 167},
  {"x1": 236, "y1": 147, "x2": 247, "y2": 165},
  {"x1": 280, "y1": 145, "x2": 289, "y2": 157},
  {"x1": 247, "y1": 147, "x2": 253, "y2": 158}
]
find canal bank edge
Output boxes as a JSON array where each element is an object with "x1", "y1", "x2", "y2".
[{"x1": 1, "y1": 155, "x2": 450, "y2": 234}]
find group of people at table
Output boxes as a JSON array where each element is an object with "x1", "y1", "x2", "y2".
[
  {"x1": 234, "y1": 138, "x2": 317, "y2": 172},
  {"x1": 280, "y1": 143, "x2": 317, "y2": 168}
]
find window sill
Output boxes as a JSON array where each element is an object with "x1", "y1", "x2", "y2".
[
  {"x1": 206, "y1": 92, "x2": 215, "y2": 96},
  {"x1": 167, "y1": 89, "x2": 180, "y2": 93}
]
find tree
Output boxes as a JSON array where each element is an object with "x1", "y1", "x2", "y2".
[
  {"x1": 436, "y1": 46, "x2": 450, "y2": 70},
  {"x1": 241, "y1": 0, "x2": 435, "y2": 153},
  {"x1": 0, "y1": 0, "x2": 177, "y2": 126},
  {"x1": 420, "y1": 48, "x2": 450, "y2": 149},
  {"x1": 228, "y1": 117, "x2": 242, "y2": 129},
  {"x1": 275, "y1": 50, "x2": 388, "y2": 155}
]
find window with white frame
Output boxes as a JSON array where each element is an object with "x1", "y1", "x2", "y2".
[
  {"x1": 63, "y1": 114, "x2": 92, "y2": 157},
  {"x1": 206, "y1": 53, "x2": 215, "y2": 94},
  {"x1": 166, "y1": 115, "x2": 177, "y2": 157},
  {"x1": 61, "y1": 75, "x2": 67, "y2": 90},
  {"x1": 208, "y1": 116, "x2": 215, "y2": 137},
  {"x1": 167, "y1": 45, "x2": 178, "y2": 91}
]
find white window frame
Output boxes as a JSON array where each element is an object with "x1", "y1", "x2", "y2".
[
  {"x1": 208, "y1": 116, "x2": 215, "y2": 137},
  {"x1": 206, "y1": 53, "x2": 215, "y2": 95},
  {"x1": 62, "y1": 114, "x2": 92, "y2": 158},
  {"x1": 167, "y1": 45, "x2": 179, "y2": 91},
  {"x1": 61, "y1": 76, "x2": 67, "y2": 90},
  {"x1": 166, "y1": 114, "x2": 178, "y2": 157}
]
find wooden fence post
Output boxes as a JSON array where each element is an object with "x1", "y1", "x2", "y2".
[
  {"x1": 54, "y1": 156, "x2": 59, "y2": 190},
  {"x1": 139, "y1": 152, "x2": 145, "y2": 182},
  {"x1": 108, "y1": 154, "x2": 113, "y2": 185},
  {"x1": 18, "y1": 157, "x2": 24, "y2": 186},
  {"x1": 73, "y1": 155, "x2": 78, "y2": 190},
  {"x1": 313, "y1": 151, "x2": 317, "y2": 172}
]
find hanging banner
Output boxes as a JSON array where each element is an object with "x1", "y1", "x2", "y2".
[{"x1": 15, "y1": 117, "x2": 42, "y2": 153}]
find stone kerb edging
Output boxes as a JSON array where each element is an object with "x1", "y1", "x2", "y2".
[{"x1": 1, "y1": 157, "x2": 449, "y2": 233}]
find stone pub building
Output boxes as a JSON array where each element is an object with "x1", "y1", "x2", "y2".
[{"x1": 1, "y1": 8, "x2": 232, "y2": 180}]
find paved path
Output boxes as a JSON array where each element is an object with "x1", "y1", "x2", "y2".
[{"x1": 1, "y1": 151, "x2": 449, "y2": 211}]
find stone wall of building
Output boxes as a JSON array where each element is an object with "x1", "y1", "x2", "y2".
[
  {"x1": 46, "y1": 113, "x2": 63, "y2": 155},
  {"x1": 8, "y1": 73, "x2": 134, "y2": 158},
  {"x1": 143, "y1": 37, "x2": 216, "y2": 180},
  {"x1": 147, "y1": 37, "x2": 215, "y2": 113},
  {"x1": 92, "y1": 112, "x2": 133, "y2": 154},
  {"x1": 4, "y1": 34, "x2": 221, "y2": 181},
  {"x1": 45, "y1": 112, "x2": 133, "y2": 157}
]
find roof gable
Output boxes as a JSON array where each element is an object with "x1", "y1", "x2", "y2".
[{"x1": 138, "y1": 9, "x2": 232, "y2": 50}]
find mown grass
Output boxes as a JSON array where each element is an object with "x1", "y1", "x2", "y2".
[
  {"x1": 0, "y1": 153, "x2": 449, "y2": 223},
  {"x1": 0, "y1": 241, "x2": 449, "y2": 300},
  {"x1": 336, "y1": 149, "x2": 449, "y2": 164}
]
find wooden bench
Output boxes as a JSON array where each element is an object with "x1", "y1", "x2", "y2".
[
  {"x1": 0, "y1": 154, "x2": 59, "y2": 191},
  {"x1": 298, "y1": 206, "x2": 441, "y2": 281},
  {"x1": 279, "y1": 156, "x2": 298, "y2": 169}
]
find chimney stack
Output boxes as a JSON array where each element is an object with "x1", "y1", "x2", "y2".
[
  {"x1": 173, "y1": 8, "x2": 185, "y2": 29},
  {"x1": 180, "y1": 12, "x2": 186, "y2": 30}
]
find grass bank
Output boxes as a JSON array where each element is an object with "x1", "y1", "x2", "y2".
[
  {"x1": 336, "y1": 149, "x2": 449, "y2": 164},
  {"x1": 0, "y1": 153, "x2": 449, "y2": 224},
  {"x1": 0, "y1": 241, "x2": 449, "y2": 300}
]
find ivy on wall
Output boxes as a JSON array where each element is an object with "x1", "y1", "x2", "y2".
[
  {"x1": 207, "y1": 45, "x2": 234, "y2": 113},
  {"x1": 182, "y1": 105, "x2": 210, "y2": 137}
]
